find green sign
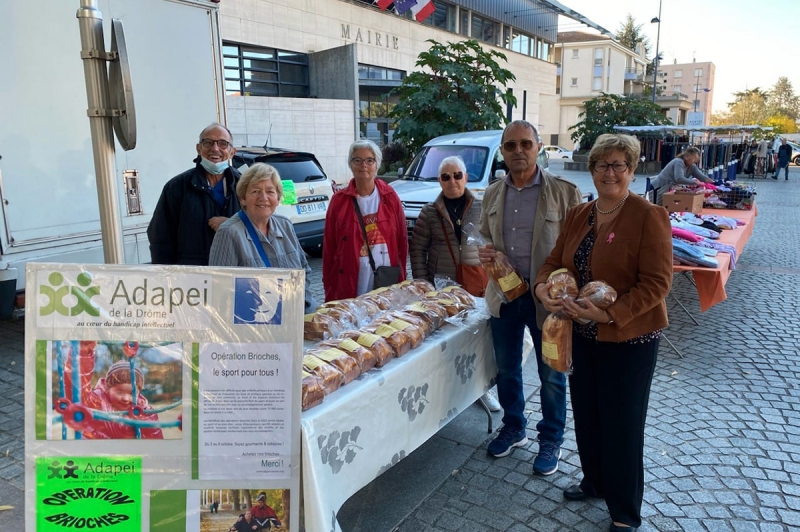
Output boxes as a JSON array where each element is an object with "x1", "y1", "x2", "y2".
[
  {"x1": 281, "y1": 180, "x2": 297, "y2": 205},
  {"x1": 36, "y1": 456, "x2": 141, "y2": 531}
]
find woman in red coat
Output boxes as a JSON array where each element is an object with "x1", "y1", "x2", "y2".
[{"x1": 322, "y1": 139, "x2": 407, "y2": 301}]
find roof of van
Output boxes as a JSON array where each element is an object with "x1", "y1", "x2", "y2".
[{"x1": 423, "y1": 130, "x2": 503, "y2": 147}]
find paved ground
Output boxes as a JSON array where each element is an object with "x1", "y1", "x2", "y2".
[{"x1": 1, "y1": 164, "x2": 799, "y2": 531}]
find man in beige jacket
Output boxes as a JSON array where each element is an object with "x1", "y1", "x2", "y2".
[{"x1": 478, "y1": 121, "x2": 582, "y2": 473}]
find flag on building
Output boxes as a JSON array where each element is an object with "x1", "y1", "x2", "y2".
[
  {"x1": 410, "y1": 0, "x2": 435, "y2": 22},
  {"x1": 393, "y1": 0, "x2": 417, "y2": 15},
  {"x1": 376, "y1": 0, "x2": 393, "y2": 10}
]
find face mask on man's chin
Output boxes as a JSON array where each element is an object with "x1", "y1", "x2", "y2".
[{"x1": 200, "y1": 157, "x2": 230, "y2": 175}]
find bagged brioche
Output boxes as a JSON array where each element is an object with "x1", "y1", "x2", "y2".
[
  {"x1": 339, "y1": 330, "x2": 394, "y2": 367},
  {"x1": 403, "y1": 301, "x2": 446, "y2": 331},
  {"x1": 319, "y1": 337, "x2": 377, "y2": 373},
  {"x1": 398, "y1": 279, "x2": 435, "y2": 297},
  {"x1": 383, "y1": 311, "x2": 429, "y2": 344},
  {"x1": 315, "y1": 306, "x2": 358, "y2": 327},
  {"x1": 547, "y1": 268, "x2": 579, "y2": 300},
  {"x1": 577, "y1": 280, "x2": 617, "y2": 309},
  {"x1": 364, "y1": 323, "x2": 412, "y2": 357},
  {"x1": 439, "y1": 285, "x2": 476, "y2": 309},
  {"x1": 303, "y1": 311, "x2": 340, "y2": 341},
  {"x1": 306, "y1": 347, "x2": 361, "y2": 385},
  {"x1": 462, "y1": 222, "x2": 528, "y2": 302},
  {"x1": 541, "y1": 313, "x2": 573, "y2": 374},
  {"x1": 301, "y1": 370, "x2": 325, "y2": 411},
  {"x1": 302, "y1": 355, "x2": 344, "y2": 395}
]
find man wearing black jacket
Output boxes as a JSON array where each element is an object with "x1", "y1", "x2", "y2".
[
  {"x1": 148, "y1": 123, "x2": 241, "y2": 264},
  {"x1": 773, "y1": 138, "x2": 793, "y2": 180}
]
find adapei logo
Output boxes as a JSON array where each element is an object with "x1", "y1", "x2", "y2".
[
  {"x1": 233, "y1": 277, "x2": 283, "y2": 325},
  {"x1": 39, "y1": 272, "x2": 100, "y2": 317}
]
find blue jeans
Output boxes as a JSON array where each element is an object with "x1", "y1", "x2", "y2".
[
  {"x1": 490, "y1": 292, "x2": 566, "y2": 444},
  {"x1": 775, "y1": 161, "x2": 790, "y2": 179}
]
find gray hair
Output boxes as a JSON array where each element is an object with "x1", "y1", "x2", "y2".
[
  {"x1": 348, "y1": 139, "x2": 382, "y2": 168},
  {"x1": 236, "y1": 163, "x2": 284, "y2": 204},
  {"x1": 438, "y1": 156, "x2": 467, "y2": 176},
  {"x1": 199, "y1": 122, "x2": 233, "y2": 142},
  {"x1": 501, "y1": 120, "x2": 541, "y2": 143}
]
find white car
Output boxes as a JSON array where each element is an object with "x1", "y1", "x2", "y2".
[
  {"x1": 390, "y1": 130, "x2": 548, "y2": 237},
  {"x1": 544, "y1": 145, "x2": 573, "y2": 159}
]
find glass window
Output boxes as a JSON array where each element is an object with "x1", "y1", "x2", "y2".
[
  {"x1": 405, "y1": 146, "x2": 489, "y2": 182},
  {"x1": 503, "y1": 26, "x2": 511, "y2": 49},
  {"x1": 674, "y1": 85, "x2": 682, "y2": 93},
  {"x1": 422, "y1": 1, "x2": 456, "y2": 32},
  {"x1": 694, "y1": 68, "x2": 703, "y2": 77},
  {"x1": 593, "y1": 77, "x2": 602, "y2": 90},
  {"x1": 358, "y1": 64, "x2": 405, "y2": 81},
  {"x1": 460, "y1": 11, "x2": 470, "y2": 36},
  {"x1": 223, "y1": 42, "x2": 309, "y2": 98},
  {"x1": 572, "y1": 49, "x2": 579, "y2": 58},
  {"x1": 674, "y1": 70, "x2": 683, "y2": 78},
  {"x1": 571, "y1": 77, "x2": 578, "y2": 86}
]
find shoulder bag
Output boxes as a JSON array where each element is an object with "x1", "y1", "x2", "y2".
[{"x1": 352, "y1": 197, "x2": 401, "y2": 289}]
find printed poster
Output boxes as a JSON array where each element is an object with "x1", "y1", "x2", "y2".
[
  {"x1": 197, "y1": 342, "x2": 294, "y2": 479},
  {"x1": 36, "y1": 456, "x2": 141, "y2": 531}
]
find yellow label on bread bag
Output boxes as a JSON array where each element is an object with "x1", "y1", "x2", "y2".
[
  {"x1": 389, "y1": 319, "x2": 411, "y2": 331},
  {"x1": 498, "y1": 272, "x2": 523, "y2": 291},
  {"x1": 375, "y1": 324, "x2": 398, "y2": 338},
  {"x1": 548, "y1": 268, "x2": 569, "y2": 280},
  {"x1": 369, "y1": 286, "x2": 390, "y2": 294},
  {"x1": 409, "y1": 302, "x2": 428, "y2": 312},
  {"x1": 357, "y1": 333, "x2": 380, "y2": 347},
  {"x1": 338, "y1": 338, "x2": 361, "y2": 353},
  {"x1": 542, "y1": 342, "x2": 559, "y2": 360},
  {"x1": 315, "y1": 348, "x2": 346, "y2": 362},
  {"x1": 316, "y1": 307, "x2": 331, "y2": 314},
  {"x1": 303, "y1": 313, "x2": 314, "y2": 322},
  {"x1": 303, "y1": 355, "x2": 325, "y2": 371},
  {"x1": 302, "y1": 369, "x2": 314, "y2": 378}
]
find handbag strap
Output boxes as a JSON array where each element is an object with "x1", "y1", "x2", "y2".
[
  {"x1": 238, "y1": 210, "x2": 271, "y2": 267},
  {"x1": 439, "y1": 213, "x2": 458, "y2": 266},
  {"x1": 352, "y1": 197, "x2": 378, "y2": 274}
]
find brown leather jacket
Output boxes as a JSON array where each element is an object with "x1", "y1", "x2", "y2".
[{"x1": 534, "y1": 193, "x2": 673, "y2": 342}]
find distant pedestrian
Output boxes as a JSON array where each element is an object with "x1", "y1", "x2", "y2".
[
  {"x1": 148, "y1": 123, "x2": 241, "y2": 265},
  {"x1": 773, "y1": 138, "x2": 792, "y2": 180}
]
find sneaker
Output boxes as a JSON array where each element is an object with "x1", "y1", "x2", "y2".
[
  {"x1": 487, "y1": 426, "x2": 528, "y2": 457},
  {"x1": 772, "y1": 175, "x2": 778, "y2": 179},
  {"x1": 481, "y1": 388, "x2": 502, "y2": 412},
  {"x1": 533, "y1": 441, "x2": 562, "y2": 475}
]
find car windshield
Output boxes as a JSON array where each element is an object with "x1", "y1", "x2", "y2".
[{"x1": 402, "y1": 145, "x2": 489, "y2": 183}]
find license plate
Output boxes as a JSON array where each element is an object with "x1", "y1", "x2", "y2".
[
  {"x1": 406, "y1": 219, "x2": 415, "y2": 228},
  {"x1": 296, "y1": 201, "x2": 327, "y2": 215}
]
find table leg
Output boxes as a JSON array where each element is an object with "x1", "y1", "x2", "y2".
[{"x1": 476, "y1": 396, "x2": 493, "y2": 434}]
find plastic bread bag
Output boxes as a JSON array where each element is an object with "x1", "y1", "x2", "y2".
[
  {"x1": 576, "y1": 281, "x2": 617, "y2": 309},
  {"x1": 398, "y1": 278, "x2": 435, "y2": 297},
  {"x1": 420, "y1": 291, "x2": 464, "y2": 317},
  {"x1": 547, "y1": 268, "x2": 579, "y2": 301},
  {"x1": 363, "y1": 323, "x2": 413, "y2": 357},
  {"x1": 301, "y1": 370, "x2": 325, "y2": 411},
  {"x1": 372, "y1": 314, "x2": 424, "y2": 349},
  {"x1": 355, "y1": 291, "x2": 393, "y2": 311},
  {"x1": 433, "y1": 274, "x2": 458, "y2": 291},
  {"x1": 302, "y1": 354, "x2": 344, "y2": 395},
  {"x1": 303, "y1": 311, "x2": 341, "y2": 341},
  {"x1": 305, "y1": 346, "x2": 361, "y2": 385},
  {"x1": 463, "y1": 222, "x2": 529, "y2": 302},
  {"x1": 314, "y1": 305, "x2": 358, "y2": 329},
  {"x1": 318, "y1": 337, "x2": 377, "y2": 373},
  {"x1": 385, "y1": 309, "x2": 432, "y2": 340},
  {"x1": 339, "y1": 330, "x2": 395, "y2": 367},
  {"x1": 402, "y1": 301, "x2": 447, "y2": 331},
  {"x1": 439, "y1": 285, "x2": 476, "y2": 309},
  {"x1": 443, "y1": 296, "x2": 491, "y2": 334},
  {"x1": 541, "y1": 313, "x2": 573, "y2": 374}
]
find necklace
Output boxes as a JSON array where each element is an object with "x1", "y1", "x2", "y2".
[
  {"x1": 595, "y1": 192, "x2": 629, "y2": 215},
  {"x1": 444, "y1": 197, "x2": 466, "y2": 226}
]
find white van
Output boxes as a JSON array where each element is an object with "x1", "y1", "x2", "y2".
[{"x1": 389, "y1": 130, "x2": 548, "y2": 236}]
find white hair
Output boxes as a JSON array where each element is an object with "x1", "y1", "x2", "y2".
[
  {"x1": 438, "y1": 156, "x2": 467, "y2": 176},
  {"x1": 348, "y1": 139, "x2": 382, "y2": 168}
]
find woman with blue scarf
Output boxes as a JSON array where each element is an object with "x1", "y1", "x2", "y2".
[{"x1": 209, "y1": 163, "x2": 318, "y2": 312}]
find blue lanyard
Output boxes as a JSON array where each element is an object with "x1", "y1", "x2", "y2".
[{"x1": 238, "y1": 211, "x2": 271, "y2": 267}]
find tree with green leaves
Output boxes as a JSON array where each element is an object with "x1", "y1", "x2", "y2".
[
  {"x1": 389, "y1": 39, "x2": 516, "y2": 154},
  {"x1": 766, "y1": 77, "x2": 800, "y2": 120},
  {"x1": 727, "y1": 88, "x2": 769, "y2": 125},
  {"x1": 615, "y1": 14, "x2": 650, "y2": 57},
  {"x1": 569, "y1": 93, "x2": 672, "y2": 149}
]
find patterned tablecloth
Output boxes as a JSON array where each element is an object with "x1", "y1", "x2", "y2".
[{"x1": 300, "y1": 312, "x2": 520, "y2": 532}]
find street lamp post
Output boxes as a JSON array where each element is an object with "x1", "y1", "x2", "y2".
[{"x1": 651, "y1": 0, "x2": 662, "y2": 104}]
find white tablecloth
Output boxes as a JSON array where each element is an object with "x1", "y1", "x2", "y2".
[{"x1": 300, "y1": 315, "x2": 501, "y2": 532}]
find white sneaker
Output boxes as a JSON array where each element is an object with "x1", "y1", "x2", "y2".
[{"x1": 482, "y1": 388, "x2": 502, "y2": 412}]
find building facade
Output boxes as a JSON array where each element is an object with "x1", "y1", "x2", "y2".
[
  {"x1": 219, "y1": 0, "x2": 598, "y2": 182},
  {"x1": 551, "y1": 32, "x2": 646, "y2": 150},
  {"x1": 654, "y1": 60, "x2": 716, "y2": 126}
]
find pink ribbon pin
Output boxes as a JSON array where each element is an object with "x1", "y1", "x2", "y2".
[{"x1": 606, "y1": 232, "x2": 615, "y2": 244}]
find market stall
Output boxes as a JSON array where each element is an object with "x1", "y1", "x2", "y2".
[{"x1": 672, "y1": 204, "x2": 757, "y2": 312}]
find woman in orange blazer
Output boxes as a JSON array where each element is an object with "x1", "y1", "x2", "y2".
[{"x1": 534, "y1": 134, "x2": 673, "y2": 532}]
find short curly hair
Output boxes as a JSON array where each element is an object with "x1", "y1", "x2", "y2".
[
  {"x1": 236, "y1": 163, "x2": 284, "y2": 204},
  {"x1": 587, "y1": 134, "x2": 641, "y2": 174}
]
